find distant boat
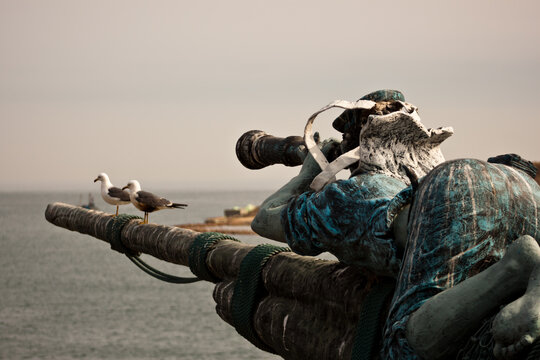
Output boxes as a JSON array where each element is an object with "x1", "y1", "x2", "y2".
[{"x1": 79, "y1": 193, "x2": 98, "y2": 210}]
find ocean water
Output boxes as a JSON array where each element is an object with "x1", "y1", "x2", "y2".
[{"x1": 0, "y1": 190, "x2": 283, "y2": 359}]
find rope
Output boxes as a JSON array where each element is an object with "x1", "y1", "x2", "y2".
[
  {"x1": 351, "y1": 278, "x2": 395, "y2": 360},
  {"x1": 455, "y1": 313, "x2": 495, "y2": 359},
  {"x1": 231, "y1": 243, "x2": 291, "y2": 354},
  {"x1": 454, "y1": 311, "x2": 540, "y2": 359},
  {"x1": 188, "y1": 232, "x2": 240, "y2": 283},
  {"x1": 126, "y1": 255, "x2": 200, "y2": 284},
  {"x1": 107, "y1": 214, "x2": 142, "y2": 255},
  {"x1": 107, "y1": 214, "x2": 200, "y2": 284}
]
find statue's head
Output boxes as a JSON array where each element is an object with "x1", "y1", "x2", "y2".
[
  {"x1": 305, "y1": 90, "x2": 454, "y2": 190},
  {"x1": 332, "y1": 90, "x2": 407, "y2": 154},
  {"x1": 355, "y1": 105, "x2": 454, "y2": 184}
]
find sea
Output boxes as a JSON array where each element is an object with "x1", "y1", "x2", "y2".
[{"x1": 0, "y1": 190, "x2": 284, "y2": 359}]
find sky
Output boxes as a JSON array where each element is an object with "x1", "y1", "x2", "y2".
[{"x1": 1, "y1": 0, "x2": 539, "y2": 192}]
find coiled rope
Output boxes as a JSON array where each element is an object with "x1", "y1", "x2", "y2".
[
  {"x1": 232, "y1": 243, "x2": 290, "y2": 353},
  {"x1": 106, "y1": 214, "x2": 200, "y2": 284},
  {"x1": 351, "y1": 278, "x2": 395, "y2": 360},
  {"x1": 455, "y1": 310, "x2": 540, "y2": 359},
  {"x1": 188, "y1": 232, "x2": 239, "y2": 283}
]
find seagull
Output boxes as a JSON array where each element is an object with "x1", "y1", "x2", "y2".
[
  {"x1": 122, "y1": 180, "x2": 187, "y2": 224},
  {"x1": 93, "y1": 173, "x2": 131, "y2": 216}
]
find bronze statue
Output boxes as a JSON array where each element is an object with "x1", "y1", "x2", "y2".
[{"x1": 246, "y1": 90, "x2": 540, "y2": 359}]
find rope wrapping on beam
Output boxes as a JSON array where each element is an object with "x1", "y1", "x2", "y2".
[
  {"x1": 351, "y1": 278, "x2": 395, "y2": 360},
  {"x1": 188, "y1": 232, "x2": 240, "y2": 283},
  {"x1": 107, "y1": 214, "x2": 201, "y2": 284},
  {"x1": 232, "y1": 244, "x2": 291, "y2": 354},
  {"x1": 107, "y1": 214, "x2": 143, "y2": 255}
]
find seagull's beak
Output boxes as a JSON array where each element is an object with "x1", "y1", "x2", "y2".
[
  {"x1": 94, "y1": 178, "x2": 99, "y2": 183},
  {"x1": 122, "y1": 185, "x2": 128, "y2": 190}
]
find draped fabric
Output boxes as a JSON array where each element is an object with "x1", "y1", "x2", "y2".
[
  {"x1": 383, "y1": 159, "x2": 540, "y2": 359},
  {"x1": 281, "y1": 173, "x2": 407, "y2": 277},
  {"x1": 281, "y1": 157, "x2": 539, "y2": 359}
]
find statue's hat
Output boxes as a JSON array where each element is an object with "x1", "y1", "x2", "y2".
[{"x1": 332, "y1": 89, "x2": 405, "y2": 132}]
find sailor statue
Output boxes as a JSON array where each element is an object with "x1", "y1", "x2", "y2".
[{"x1": 246, "y1": 90, "x2": 540, "y2": 359}]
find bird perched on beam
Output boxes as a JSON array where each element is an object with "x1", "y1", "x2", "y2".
[
  {"x1": 94, "y1": 173, "x2": 131, "y2": 216},
  {"x1": 122, "y1": 180, "x2": 187, "y2": 224}
]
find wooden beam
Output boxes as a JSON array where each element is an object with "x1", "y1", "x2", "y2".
[{"x1": 45, "y1": 202, "x2": 383, "y2": 359}]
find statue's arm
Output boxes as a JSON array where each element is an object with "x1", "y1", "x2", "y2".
[
  {"x1": 251, "y1": 173, "x2": 314, "y2": 242},
  {"x1": 406, "y1": 235, "x2": 540, "y2": 359},
  {"x1": 251, "y1": 139, "x2": 339, "y2": 242}
]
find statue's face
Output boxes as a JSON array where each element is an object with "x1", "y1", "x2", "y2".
[
  {"x1": 340, "y1": 101, "x2": 412, "y2": 154},
  {"x1": 356, "y1": 105, "x2": 453, "y2": 184},
  {"x1": 338, "y1": 110, "x2": 363, "y2": 154},
  {"x1": 341, "y1": 128, "x2": 359, "y2": 154}
]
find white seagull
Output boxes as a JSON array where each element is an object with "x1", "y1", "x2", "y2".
[
  {"x1": 122, "y1": 180, "x2": 187, "y2": 224},
  {"x1": 93, "y1": 173, "x2": 131, "y2": 216}
]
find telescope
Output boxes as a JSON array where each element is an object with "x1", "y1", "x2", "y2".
[{"x1": 235, "y1": 130, "x2": 341, "y2": 170}]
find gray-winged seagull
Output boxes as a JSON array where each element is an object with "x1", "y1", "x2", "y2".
[
  {"x1": 94, "y1": 173, "x2": 131, "y2": 216},
  {"x1": 122, "y1": 180, "x2": 187, "y2": 224}
]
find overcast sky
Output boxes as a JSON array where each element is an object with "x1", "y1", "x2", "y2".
[{"x1": 1, "y1": 0, "x2": 539, "y2": 191}]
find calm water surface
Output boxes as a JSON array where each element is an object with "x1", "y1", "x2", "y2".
[{"x1": 0, "y1": 190, "x2": 282, "y2": 359}]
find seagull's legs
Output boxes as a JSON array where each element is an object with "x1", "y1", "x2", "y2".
[
  {"x1": 115, "y1": 206, "x2": 119, "y2": 217},
  {"x1": 143, "y1": 212, "x2": 148, "y2": 224}
]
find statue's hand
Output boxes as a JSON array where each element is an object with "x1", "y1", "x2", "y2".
[
  {"x1": 298, "y1": 138, "x2": 341, "y2": 180},
  {"x1": 492, "y1": 236, "x2": 540, "y2": 359}
]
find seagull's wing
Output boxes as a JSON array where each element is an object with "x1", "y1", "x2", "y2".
[
  {"x1": 108, "y1": 187, "x2": 131, "y2": 201},
  {"x1": 136, "y1": 190, "x2": 172, "y2": 208}
]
